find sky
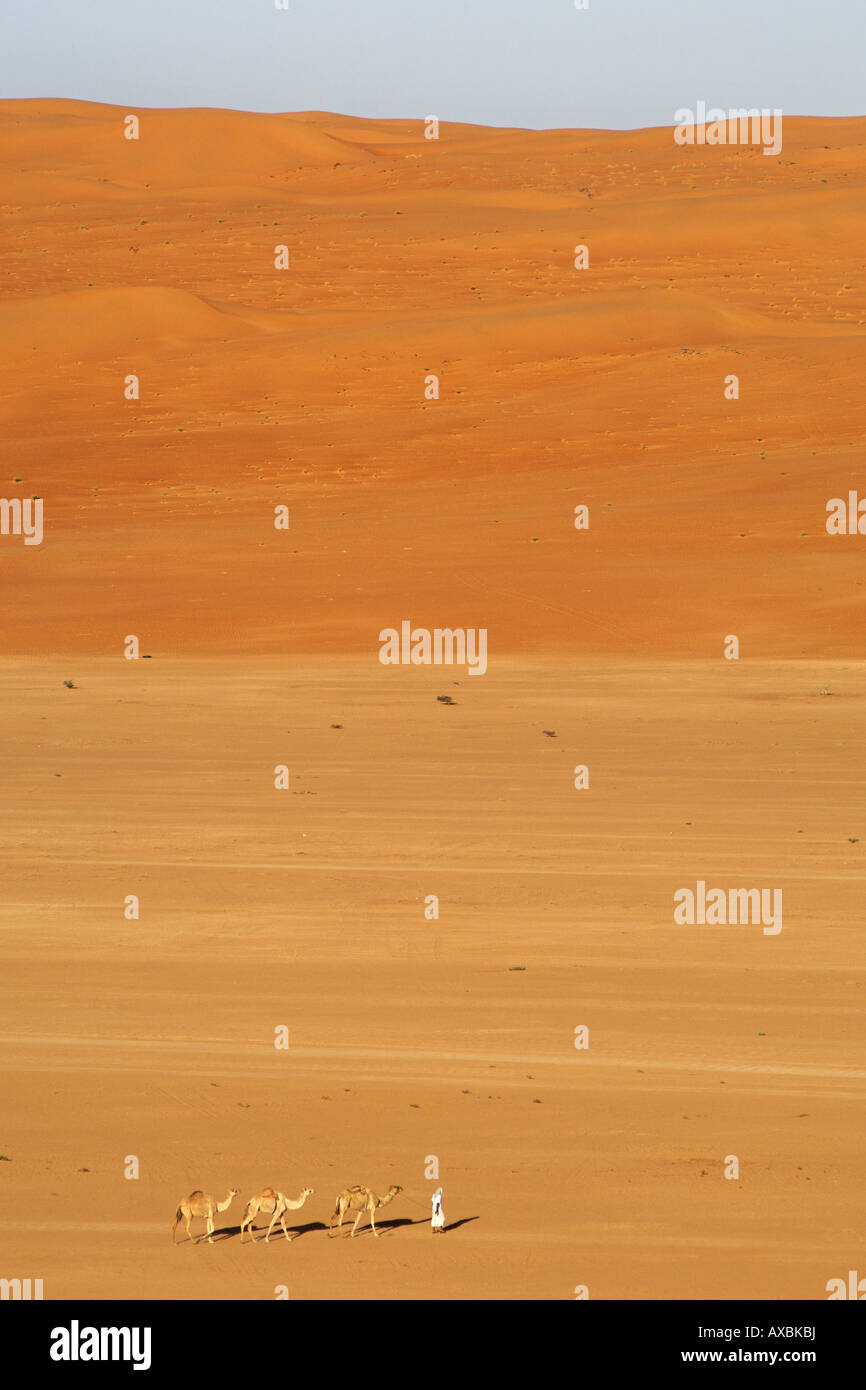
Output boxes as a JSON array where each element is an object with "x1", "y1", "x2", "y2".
[{"x1": 1, "y1": 0, "x2": 863, "y2": 130}]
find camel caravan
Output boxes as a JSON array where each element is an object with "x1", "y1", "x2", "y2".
[{"x1": 171, "y1": 1183, "x2": 405, "y2": 1245}]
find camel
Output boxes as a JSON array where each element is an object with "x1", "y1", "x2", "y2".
[
  {"x1": 239, "y1": 1186, "x2": 316, "y2": 1243},
  {"x1": 327, "y1": 1184, "x2": 403, "y2": 1238},
  {"x1": 171, "y1": 1188, "x2": 239, "y2": 1245}
]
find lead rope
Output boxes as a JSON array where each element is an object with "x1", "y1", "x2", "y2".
[{"x1": 400, "y1": 1192, "x2": 434, "y2": 1212}]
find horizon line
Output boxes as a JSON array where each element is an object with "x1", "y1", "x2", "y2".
[{"x1": 3, "y1": 95, "x2": 866, "y2": 136}]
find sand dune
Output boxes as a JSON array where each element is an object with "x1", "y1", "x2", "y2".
[
  {"x1": 378, "y1": 290, "x2": 865, "y2": 362},
  {"x1": 0, "y1": 285, "x2": 292, "y2": 356},
  {"x1": 0, "y1": 100, "x2": 374, "y2": 191}
]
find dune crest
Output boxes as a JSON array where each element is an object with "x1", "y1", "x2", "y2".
[{"x1": 0, "y1": 285, "x2": 291, "y2": 358}]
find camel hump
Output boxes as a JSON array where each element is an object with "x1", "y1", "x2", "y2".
[
  {"x1": 188, "y1": 1189, "x2": 204, "y2": 1199},
  {"x1": 346, "y1": 1184, "x2": 366, "y2": 1194},
  {"x1": 261, "y1": 1187, "x2": 275, "y2": 1197}
]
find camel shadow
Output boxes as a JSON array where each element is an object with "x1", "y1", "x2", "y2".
[
  {"x1": 328, "y1": 1215, "x2": 420, "y2": 1239},
  {"x1": 208, "y1": 1224, "x2": 242, "y2": 1243},
  {"x1": 280, "y1": 1220, "x2": 328, "y2": 1241},
  {"x1": 174, "y1": 1225, "x2": 238, "y2": 1245},
  {"x1": 213, "y1": 1219, "x2": 329, "y2": 1244}
]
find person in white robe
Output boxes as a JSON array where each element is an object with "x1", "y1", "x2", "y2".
[{"x1": 431, "y1": 1186, "x2": 445, "y2": 1233}]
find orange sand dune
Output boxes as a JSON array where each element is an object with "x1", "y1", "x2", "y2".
[
  {"x1": 0, "y1": 285, "x2": 290, "y2": 355},
  {"x1": 0, "y1": 101, "x2": 862, "y2": 658},
  {"x1": 0, "y1": 100, "x2": 376, "y2": 189},
  {"x1": 0, "y1": 102, "x2": 864, "y2": 1301}
]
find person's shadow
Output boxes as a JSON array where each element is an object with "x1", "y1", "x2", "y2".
[{"x1": 443, "y1": 1217, "x2": 478, "y2": 1233}]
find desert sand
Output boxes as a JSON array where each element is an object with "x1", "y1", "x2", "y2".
[{"x1": 0, "y1": 101, "x2": 864, "y2": 1300}]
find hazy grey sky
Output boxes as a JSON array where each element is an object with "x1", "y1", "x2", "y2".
[{"x1": 2, "y1": 0, "x2": 863, "y2": 129}]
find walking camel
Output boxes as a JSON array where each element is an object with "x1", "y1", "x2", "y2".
[
  {"x1": 239, "y1": 1186, "x2": 316, "y2": 1243},
  {"x1": 328, "y1": 1184, "x2": 403, "y2": 1238},
  {"x1": 171, "y1": 1188, "x2": 239, "y2": 1245}
]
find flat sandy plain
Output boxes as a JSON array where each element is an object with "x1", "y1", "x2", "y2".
[{"x1": 0, "y1": 102, "x2": 864, "y2": 1300}]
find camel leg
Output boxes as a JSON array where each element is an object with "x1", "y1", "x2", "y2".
[
  {"x1": 351, "y1": 1209, "x2": 364, "y2": 1238},
  {"x1": 207, "y1": 1212, "x2": 215, "y2": 1244},
  {"x1": 185, "y1": 1214, "x2": 194, "y2": 1244},
  {"x1": 370, "y1": 1208, "x2": 379, "y2": 1238},
  {"x1": 251, "y1": 1204, "x2": 264, "y2": 1242},
  {"x1": 265, "y1": 1209, "x2": 279, "y2": 1244},
  {"x1": 280, "y1": 1212, "x2": 291, "y2": 1242}
]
